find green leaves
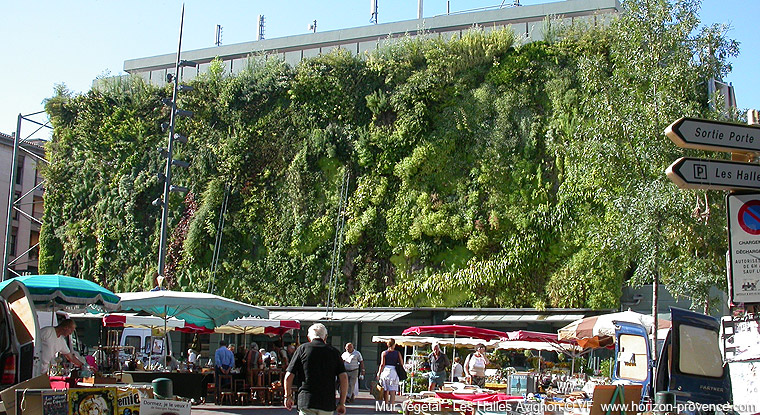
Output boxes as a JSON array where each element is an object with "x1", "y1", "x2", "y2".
[{"x1": 40, "y1": 1, "x2": 736, "y2": 309}]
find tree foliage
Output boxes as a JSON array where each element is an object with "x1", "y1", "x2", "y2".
[{"x1": 41, "y1": 0, "x2": 738, "y2": 310}]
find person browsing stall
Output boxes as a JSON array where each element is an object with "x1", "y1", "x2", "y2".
[
  {"x1": 215, "y1": 340, "x2": 235, "y2": 392},
  {"x1": 427, "y1": 341, "x2": 450, "y2": 391},
  {"x1": 36, "y1": 319, "x2": 84, "y2": 376},
  {"x1": 464, "y1": 344, "x2": 490, "y2": 387},
  {"x1": 284, "y1": 323, "x2": 348, "y2": 415}
]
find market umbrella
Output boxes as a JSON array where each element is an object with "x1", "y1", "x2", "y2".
[
  {"x1": 402, "y1": 325, "x2": 508, "y2": 341},
  {"x1": 103, "y1": 313, "x2": 186, "y2": 330},
  {"x1": 558, "y1": 310, "x2": 671, "y2": 349},
  {"x1": 117, "y1": 290, "x2": 268, "y2": 330},
  {"x1": 215, "y1": 318, "x2": 300, "y2": 346},
  {"x1": 402, "y1": 325, "x2": 508, "y2": 381},
  {"x1": 0, "y1": 274, "x2": 120, "y2": 311}
]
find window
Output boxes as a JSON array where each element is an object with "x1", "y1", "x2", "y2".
[
  {"x1": 617, "y1": 334, "x2": 649, "y2": 381},
  {"x1": 9, "y1": 228, "x2": 17, "y2": 257},
  {"x1": 29, "y1": 231, "x2": 39, "y2": 260},
  {"x1": 32, "y1": 196, "x2": 43, "y2": 220},
  {"x1": 12, "y1": 192, "x2": 20, "y2": 221},
  {"x1": 15, "y1": 155, "x2": 24, "y2": 185},
  {"x1": 678, "y1": 325, "x2": 723, "y2": 377}
]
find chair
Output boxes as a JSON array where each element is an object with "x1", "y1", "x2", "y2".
[
  {"x1": 249, "y1": 386, "x2": 270, "y2": 405},
  {"x1": 216, "y1": 374, "x2": 234, "y2": 405}
]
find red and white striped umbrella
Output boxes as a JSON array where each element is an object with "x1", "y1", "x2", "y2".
[{"x1": 558, "y1": 310, "x2": 671, "y2": 349}]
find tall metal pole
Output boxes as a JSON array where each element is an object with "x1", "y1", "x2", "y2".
[
  {"x1": 157, "y1": 6, "x2": 186, "y2": 285},
  {"x1": 2, "y1": 115, "x2": 22, "y2": 281}
]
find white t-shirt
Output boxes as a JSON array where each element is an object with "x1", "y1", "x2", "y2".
[
  {"x1": 466, "y1": 354, "x2": 487, "y2": 377},
  {"x1": 188, "y1": 351, "x2": 198, "y2": 364},
  {"x1": 342, "y1": 349, "x2": 363, "y2": 371},
  {"x1": 452, "y1": 362, "x2": 464, "y2": 378},
  {"x1": 37, "y1": 326, "x2": 70, "y2": 374}
]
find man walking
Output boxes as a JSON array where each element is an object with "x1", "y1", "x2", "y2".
[
  {"x1": 341, "y1": 342, "x2": 364, "y2": 403},
  {"x1": 284, "y1": 323, "x2": 348, "y2": 415}
]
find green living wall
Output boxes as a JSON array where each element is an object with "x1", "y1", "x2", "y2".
[{"x1": 40, "y1": 0, "x2": 738, "y2": 310}]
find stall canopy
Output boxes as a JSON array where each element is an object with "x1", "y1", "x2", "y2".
[
  {"x1": 215, "y1": 318, "x2": 300, "y2": 336},
  {"x1": 372, "y1": 335, "x2": 500, "y2": 349},
  {"x1": 0, "y1": 274, "x2": 120, "y2": 311},
  {"x1": 402, "y1": 325, "x2": 508, "y2": 341},
  {"x1": 558, "y1": 310, "x2": 671, "y2": 349},
  {"x1": 117, "y1": 290, "x2": 268, "y2": 329},
  {"x1": 103, "y1": 313, "x2": 185, "y2": 331}
]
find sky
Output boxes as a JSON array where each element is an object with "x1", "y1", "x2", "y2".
[{"x1": 2, "y1": 0, "x2": 758, "y2": 139}]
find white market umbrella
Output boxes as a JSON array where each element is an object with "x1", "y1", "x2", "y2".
[{"x1": 558, "y1": 310, "x2": 671, "y2": 349}]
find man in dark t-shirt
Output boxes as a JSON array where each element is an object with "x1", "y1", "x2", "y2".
[{"x1": 284, "y1": 323, "x2": 348, "y2": 415}]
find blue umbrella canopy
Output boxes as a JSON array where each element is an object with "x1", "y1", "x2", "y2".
[
  {"x1": 0, "y1": 274, "x2": 120, "y2": 310},
  {"x1": 117, "y1": 290, "x2": 268, "y2": 329}
]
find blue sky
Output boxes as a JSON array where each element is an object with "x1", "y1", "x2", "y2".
[{"x1": 1, "y1": 0, "x2": 757, "y2": 138}]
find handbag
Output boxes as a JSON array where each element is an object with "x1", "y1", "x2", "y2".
[
  {"x1": 395, "y1": 351, "x2": 407, "y2": 381},
  {"x1": 370, "y1": 380, "x2": 384, "y2": 400}
]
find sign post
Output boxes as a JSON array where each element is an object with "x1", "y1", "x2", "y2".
[
  {"x1": 666, "y1": 157, "x2": 760, "y2": 191},
  {"x1": 727, "y1": 193, "x2": 760, "y2": 303},
  {"x1": 666, "y1": 117, "x2": 760, "y2": 153}
]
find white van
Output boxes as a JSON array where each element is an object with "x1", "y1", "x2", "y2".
[{"x1": 119, "y1": 328, "x2": 173, "y2": 367}]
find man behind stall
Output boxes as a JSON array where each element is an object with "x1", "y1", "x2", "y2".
[{"x1": 37, "y1": 319, "x2": 84, "y2": 376}]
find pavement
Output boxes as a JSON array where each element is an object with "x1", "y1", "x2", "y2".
[{"x1": 191, "y1": 391, "x2": 407, "y2": 414}]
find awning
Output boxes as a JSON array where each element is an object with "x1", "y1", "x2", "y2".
[
  {"x1": 444, "y1": 313, "x2": 586, "y2": 323},
  {"x1": 372, "y1": 335, "x2": 500, "y2": 349},
  {"x1": 268, "y1": 310, "x2": 411, "y2": 322}
]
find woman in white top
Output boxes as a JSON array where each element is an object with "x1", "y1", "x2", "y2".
[{"x1": 464, "y1": 344, "x2": 489, "y2": 387}]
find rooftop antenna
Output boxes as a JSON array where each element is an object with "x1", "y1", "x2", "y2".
[
  {"x1": 309, "y1": 20, "x2": 317, "y2": 33},
  {"x1": 370, "y1": 0, "x2": 378, "y2": 24},
  {"x1": 215, "y1": 24, "x2": 222, "y2": 46},
  {"x1": 257, "y1": 15, "x2": 265, "y2": 40}
]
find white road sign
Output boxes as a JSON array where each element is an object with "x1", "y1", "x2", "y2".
[
  {"x1": 666, "y1": 157, "x2": 760, "y2": 191},
  {"x1": 666, "y1": 117, "x2": 760, "y2": 153},
  {"x1": 727, "y1": 193, "x2": 760, "y2": 303}
]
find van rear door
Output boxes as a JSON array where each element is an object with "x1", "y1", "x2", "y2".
[
  {"x1": 0, "y1": 280, "x2": 39, "y2": 385},
  {"x1": 614, "y1": 321, "x2": 651, "y2": 400},
  {"x1": 667, "y1": 307, "x2": 731, "y2": 405}
]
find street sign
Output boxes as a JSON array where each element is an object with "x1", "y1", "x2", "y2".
[
  {"x1": 666, "y1": 157, "x2": 760, "y2": 191},
  {"x1": 665, "y1": 117, "x2": 760, "y2": 153},
  {"x1": 727, "y1": 193, "x2": 760, "y2": 303}
]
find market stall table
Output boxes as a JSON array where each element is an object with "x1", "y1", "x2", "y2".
[{"x1": 123, "y1": 371, "x2": 215, "y2": 401}]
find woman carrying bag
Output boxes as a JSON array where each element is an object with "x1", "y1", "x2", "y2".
[{"x1": 376, "y1": 338, "x2": 402, "y2": 406}]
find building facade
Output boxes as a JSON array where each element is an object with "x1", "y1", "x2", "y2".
[
  {"x1": 122, "y1": 0, "x2": 620, "y2": 86},
  {"x1": 1, "y1": 132, "x2": 45, "y2": 277}
]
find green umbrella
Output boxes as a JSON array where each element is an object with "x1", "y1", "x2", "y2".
[{"x1": 0, "y1": 274, "x2": 120, "y2": 311}]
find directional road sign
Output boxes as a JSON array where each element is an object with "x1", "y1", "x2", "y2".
[
  {"x1": 665, "y1": 117, "x2": 760, "y2": 153},
  {"x1": 666, "y1": 157, "x2": 760, "y2": 191},
  {"x1": 727, "y1": 193, "x2": 760, "y2": 303}
]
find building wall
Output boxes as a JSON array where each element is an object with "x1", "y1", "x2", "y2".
[
  {"x1": 120, "y1": 0, "x2": 620, "y2": 84},
  {"x1": 1, "y1": 132, "x2": 45, "y2": 276}
]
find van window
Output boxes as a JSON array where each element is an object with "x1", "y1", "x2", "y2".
[
  {"x1": 617, "y1": 334, "x2": 648, "y2": 381},
  {"x1": 678, "y1": 324, "x2": 723, "y2": 377},
  {"x1": 124, "y1": 336, "x2": 142, "y2": 353}
]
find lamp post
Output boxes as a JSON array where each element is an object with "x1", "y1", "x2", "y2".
[{"x1": 155, "y1": 5, "x2": 194, "y2": 287}]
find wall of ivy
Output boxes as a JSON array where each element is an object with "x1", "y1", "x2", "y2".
[{"x1": 40, "y1": 0, "x2": 738, "y2": 310}]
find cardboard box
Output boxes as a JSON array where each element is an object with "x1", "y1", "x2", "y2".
[{"x1": 0, "y1": 374, "x2": 52, "y2": 415}]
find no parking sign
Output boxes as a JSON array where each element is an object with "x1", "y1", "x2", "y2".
[{"x1": 727, "y1": 193, "x2": 760, "y2": 303}]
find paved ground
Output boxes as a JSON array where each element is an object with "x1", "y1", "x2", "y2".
[{"x1": 191, "y1": 391, "x2": 407, "y2": 414}]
